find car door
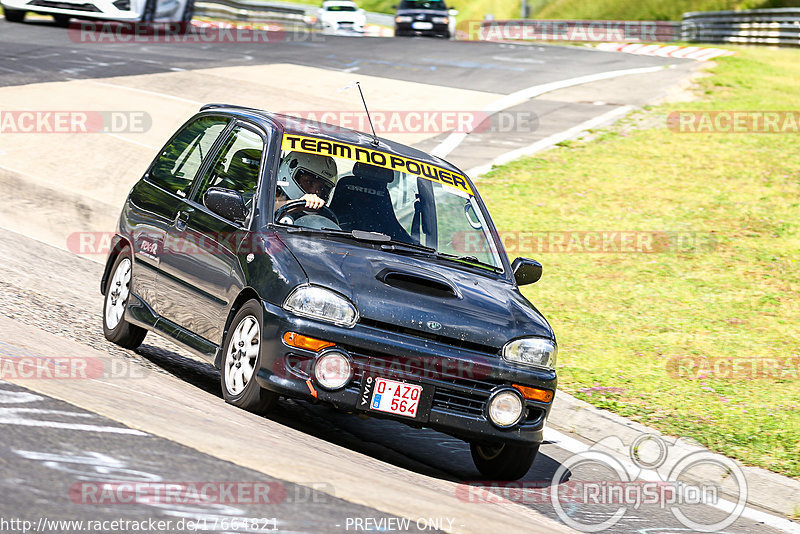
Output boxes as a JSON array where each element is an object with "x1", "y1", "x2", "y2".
[
  {"x1": 157, "y1": 122, "x2": 268, "y2": 346},
  {"x1": 127, "y1": 114, "x2": 230, "y2": 316}
]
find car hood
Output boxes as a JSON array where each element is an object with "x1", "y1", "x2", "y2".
[
  {"x1": 321, "y1": 11, "x2": 364, "y2": 22},
  {"x1": 279, "y1": 232, "x2": 553, "y2": 351}
]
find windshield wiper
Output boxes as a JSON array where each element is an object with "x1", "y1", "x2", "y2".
[
  {"x1": 284, "y1": 226, "x2": 350, "y2": 236},
  {"x1": 434, "y1": 252, "x2": 502, "y2": 273}
]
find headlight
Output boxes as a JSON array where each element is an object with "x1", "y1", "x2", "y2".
[
  {"x1": 487, "y1": 389, "x2": 524, "y2": 427},
  {"x1": 432, "y1": 16, "x2": 449, "y2": 24},
  {"x1": 283, "y1": 285, "x2": 358, "y2": 327},
  {"x1": 395, "y1": 15, "x2": 412, "y2": 23},
  {"x1": 502, "y1": 338, "x2": 557, "y2": 370},
  {"x1": 314, "y1": 349, "x2": 353, "y2": 390}
]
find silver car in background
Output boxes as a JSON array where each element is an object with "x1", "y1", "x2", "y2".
[{"x1": 315, "y1": 0, "x2": 365, "y2": 35}]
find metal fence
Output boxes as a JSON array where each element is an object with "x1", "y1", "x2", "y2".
[
  {"x1": 194, "y1": 0, "x2": 395, "y2": 28},
  {"x1": 681, "y1": 8, "x2": 800, "y2": 46},
  {"x1": 194, "y1": 0, "x2": 307, "y2": 25},
  {"x1": 191, "y1": 1, "x2": 800, "y2": 47}
]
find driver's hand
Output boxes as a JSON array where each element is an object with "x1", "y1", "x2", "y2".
[{"x1": 301, "y1": 193, "x2": 325, "y2": 210}]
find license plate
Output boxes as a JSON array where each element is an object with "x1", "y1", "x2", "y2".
[
  {"x1": 412, "y1": 21, "x2": 433, "y2": 30},
  {"x1": 369, "y1": 377, "x2": 423, "y2": 418}
]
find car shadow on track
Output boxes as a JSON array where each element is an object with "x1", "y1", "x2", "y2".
[{"x1": 135, "y1": 343, "x2": 570, "y2": 485}]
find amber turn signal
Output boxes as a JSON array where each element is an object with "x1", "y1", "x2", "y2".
[
  {"x1": 283, "y1": 332, "x2": 335, "y2": 352},
  {"x1": 512, "y1": 384, "x2": 554, "y2": 403}
]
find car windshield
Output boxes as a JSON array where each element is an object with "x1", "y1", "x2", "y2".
[
  {"x1": 326, "y1": 4, "x2": 357, "y2": 11},
  {"x1": 274, "y1": 135, "x2": 502, "y2": 270},
  {"x1": 399, "y1": 0, "x2": 447, "y2": 9}
]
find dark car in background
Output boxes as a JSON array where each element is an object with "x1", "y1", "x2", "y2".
[
  {"x1": 101, "y1": 104, "x2": 557, "y2": 480},
  {"x1": 394, "y1": 0, "x2": 454, "y2": 38}
]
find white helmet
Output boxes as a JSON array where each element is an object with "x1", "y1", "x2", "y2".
[{"x1": 277, "y1": 151, "x2": 338, "y2": 201}]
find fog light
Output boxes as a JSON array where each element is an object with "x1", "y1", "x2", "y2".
[
  {"x1": 313, "y1": 350, "x2": 352, "y2": 390},
  {"x1": 487, "y1": 389, "x2": 524, "y2": 428}
]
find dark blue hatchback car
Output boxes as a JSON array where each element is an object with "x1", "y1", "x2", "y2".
[{"x1": 101, "y1": 104, "x2": 557, "y2": 480}]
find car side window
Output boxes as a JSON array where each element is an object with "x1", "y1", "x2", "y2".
[
  {"x1": 148, "y1": 116, "x2": 229, "y2": 197},
  {"x1": 193, "y1": 125, "x2": 264, "y2": 221}
]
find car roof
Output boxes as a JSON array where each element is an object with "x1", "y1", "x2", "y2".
[{"x1": 200, "y1": 103, "x2": 466, "y2": 176}]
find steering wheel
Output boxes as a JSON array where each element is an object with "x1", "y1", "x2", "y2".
[{"x1": 275, "y1": 199, "x2": 340, "y2": 226}]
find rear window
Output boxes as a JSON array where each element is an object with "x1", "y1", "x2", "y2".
[{"x1": 326, "y1": 4, "x2": 357, "y2": 11}]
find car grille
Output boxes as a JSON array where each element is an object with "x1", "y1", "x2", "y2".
[
  {"x1": 28, "y1": 0, "x2": 101, "y2": 11},
  {"x1": 358, "y1": 317, "x2": 499, "y2": 355}
]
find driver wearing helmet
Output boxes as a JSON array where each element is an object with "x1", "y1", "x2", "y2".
[{"x1": 275, "y1": 151, "x2": 337, "y2": 211}]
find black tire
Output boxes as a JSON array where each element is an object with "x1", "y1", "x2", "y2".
[
  {"x1": 4, "y1": 9, "x2": 26, "y2": 22},
  {"x1": 140, "y1": 0, "x2": 156, "y2": 23},
  {"x1": 102, "y1": 249, "x2": 147, "y2": 349},
  {"x1": 470, "y1": 441, "x2": 539, "y2": 480},
  {"x1": 180, "y1": 0, "x2": 194, "y2": 24},
  {"x1": 53, "y1": 14, "x2": 70, "y2": 27},
  {"x1": 220, "y1": 300, "x2": 277, "y2": 415}
]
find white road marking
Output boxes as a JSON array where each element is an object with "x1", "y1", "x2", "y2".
[
  {"x1": 85, "y1": 81, "x2": 203, "y2": 105},
  {"x1": 466, "y1": 105, "x2": 634, "y2": 177},
  {"x1": 543, "y1": 427, "x2": 800, "y2": 534},
  {"x1": 104, "y1": 132, "x2": 159, "y2": 150},
  {"x1": 0, "y1": 407, "x2": 147, "y2": 435},
  {"x1": 431, "y1": 65, "x2": 667, "y2": 159}
]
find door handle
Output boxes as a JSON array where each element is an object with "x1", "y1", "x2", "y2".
[{"x1": 175, "y1": 210, "x2": 190, "y2": 231}]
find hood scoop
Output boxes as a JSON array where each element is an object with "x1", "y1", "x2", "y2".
[{"x1": 377, "y1": 268, "x2": 460, "y2": 299}]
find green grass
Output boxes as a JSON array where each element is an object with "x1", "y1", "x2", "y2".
[
  {"x1": 532, "y1": 0, "x2": 800, "y2": 21},
  {"x1": 479, "y1": 46, "x2": 800, "y2": 479}
]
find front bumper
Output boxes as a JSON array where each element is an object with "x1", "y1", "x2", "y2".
[
  {"x1": 256, "y1": 300, "x2": 556, "y2": 446},
  {"x1": 395, "y1": 21, "x2": 449, "y2": 37},
  {"x1": 2, "y1": 0, "x2": 141, "y2": 20},
  {"x1": 321, "y1": 19, "x2": 364, "y2": 33}
]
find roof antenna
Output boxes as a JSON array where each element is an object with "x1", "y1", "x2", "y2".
[{"x1": 356, "y1": 82, "x2": 380, "y2": 147}]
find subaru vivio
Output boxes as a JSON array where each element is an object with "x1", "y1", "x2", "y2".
[{"x1": 101, "y1": 104, "x2": 557, "y2": 480}]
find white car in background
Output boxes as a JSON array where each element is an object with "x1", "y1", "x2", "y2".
[
  {"x1": 315, "y1": 0, "x2": 365, "y2": 35},
  {"x1": 1, "y1": 0, "x2": 194, "y2": 25}
]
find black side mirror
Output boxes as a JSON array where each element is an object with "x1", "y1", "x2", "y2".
[
  {"x1": 512, "y1": 257, "x2": 542, "y2": 285},
  {"x1": 204, "y1": 187, "x2": 247, "y2": 224}
]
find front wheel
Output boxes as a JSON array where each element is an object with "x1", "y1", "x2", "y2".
[
  {"x1": 102, "y1": 249, "x2": 147, "y2": 349},
  {"x1": 220, "y1": 300, "x2": 277, "y2": 415},
  {"x1": 4, "y1": 9, "x2": 26, "y2": 22},
  {"x1": 140, "y1": 0, "x2": 156, "y2": 23},
  {"x1": 180, "y1": 0, "x2": 194, "y2": 24},
  {"x1": 53, "y1": 14, "x2": 70, "y2": 27},
  {"x1": 470, "y1": 441, "x2": 539, "y2": 480}
]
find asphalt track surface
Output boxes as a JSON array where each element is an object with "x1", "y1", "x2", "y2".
[{"x1": 0, "y1": 18, "x2": 793, "y2": 534}]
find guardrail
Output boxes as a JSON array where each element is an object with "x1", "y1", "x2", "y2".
[
  {"x1": 473, "y1": 19, "x2": 680, "y2": 42},
  {"x1": 681, "y1": 8, "x2": 800, "y2": 46},
  {"x1": 193, "y1": 0, "x2": 395, "y2": 29},
  {"x1": 194, "y1": 0, "x2": 308, "y2": 25}
]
